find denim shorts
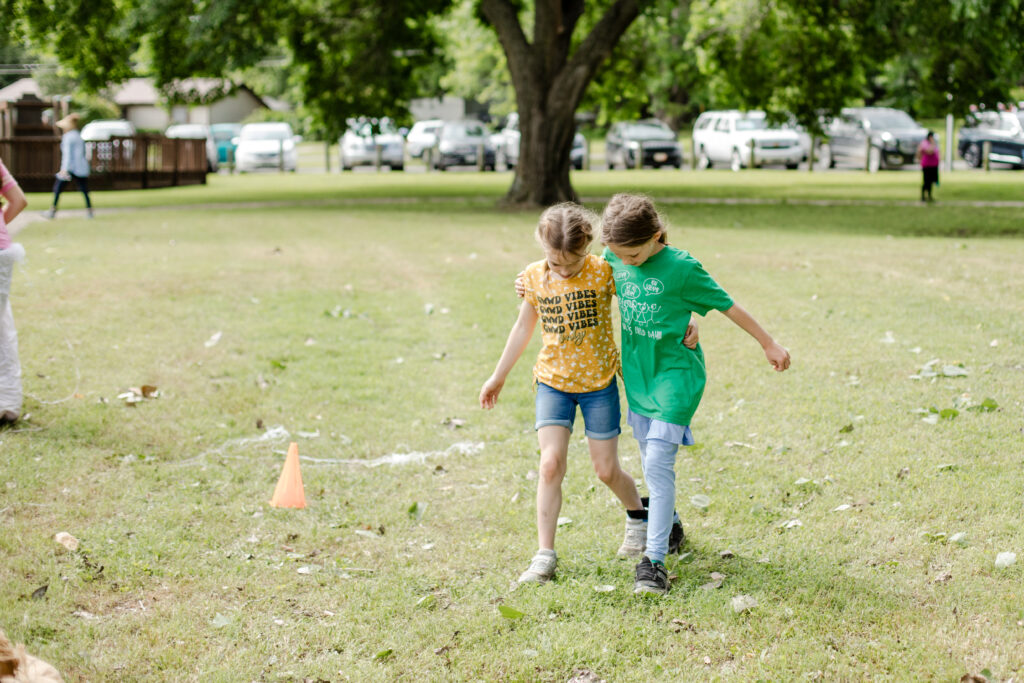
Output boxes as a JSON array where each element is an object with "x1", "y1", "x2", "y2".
[{"x1": 535, "y1": 378, "x2": 621, "y2": 440}]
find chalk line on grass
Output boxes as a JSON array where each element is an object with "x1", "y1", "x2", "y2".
[{"x1": 299, "y1": 441, "x2": 484, "y2": 467}]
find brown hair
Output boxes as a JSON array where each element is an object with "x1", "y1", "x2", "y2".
[
  {"x1": 536, "y1": 202, "x2": 595, "y2": 256},
  {"x1": 600, "y1": 193, "x2": 668, "y2": 247}
]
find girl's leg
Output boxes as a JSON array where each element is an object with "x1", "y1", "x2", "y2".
[
  {"x1": 586, "y1": 436, "x2": 643, "y2": 510},
  {"x1": 641, "y1": 438, "x2": 679, "y2": 564},
  {"x1": 536, "y1": 425, "x2": 571, "y2": 550}
]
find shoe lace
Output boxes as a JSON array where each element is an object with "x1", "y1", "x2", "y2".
[{"x1": 527, "y1": 554, "x2": 553, "y2": 574}]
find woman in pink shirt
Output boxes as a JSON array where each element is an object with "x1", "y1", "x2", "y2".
[{"x1": 917, "y1": 131, "x2": 940, "y2": 202}]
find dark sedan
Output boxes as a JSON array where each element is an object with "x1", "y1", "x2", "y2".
[
  {"x1": 605, "y1": 120, "x2": 683, "y2": 169},
  {"x1": 957, "y1": 110, "x2": 1024, "y2": 168}
]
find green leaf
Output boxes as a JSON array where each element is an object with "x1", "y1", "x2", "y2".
[
  {"x1": 270, "y1": 359, "x2": 287, "y2": 370},
  {"x1": 498, "y1": 605, "x2": 524, "y2": 620},
  {"x1": 968, "y1": 397, "x2": 999, "y2": 412},
  {"x1": 415, "y1": 595, "x2": 437, "y2": 609},
  {"x1": 839, "y1": 423, "x2": 854, "y2": 433},
  {"x1": 939, "y1": 408, "x2": 959, "y2": 420},
  {"x1": 374, "y1": 649, "x2": 394, "y2": 661},
  {"x1": 407, "y1": 502, "x2": 426, "y2": 520}
]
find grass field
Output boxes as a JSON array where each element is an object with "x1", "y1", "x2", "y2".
[{"x1": 2, "y1": 172, "x2": 1023, "y2": 681}]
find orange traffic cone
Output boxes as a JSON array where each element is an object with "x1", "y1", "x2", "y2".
[{"x1": 270, "y1": 442, "x2": 306, "y2": 509}]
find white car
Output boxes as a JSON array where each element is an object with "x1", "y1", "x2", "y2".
[
  {"x1": 80, "y1": 119, "x2": 137, "y2": 166},
  {"x1": 165, "y1": 123, "x2": 218, "y2": 172},
  {"x1": 340, "y1": 118, "x2": 404, "y2": 171},
  {"x1": 693, "y1": 110, "x2": 803, "y2": 171},
  {"x1": 233, "y1": 122, "x2": 299, "y2": 172},
  {"x1": 406, "y1": 119, "x2": 442, "y2": 158}
]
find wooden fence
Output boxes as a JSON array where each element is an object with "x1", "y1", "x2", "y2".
[{"x1": 0, "y1": 135, "x2": 208, "y2": 192}]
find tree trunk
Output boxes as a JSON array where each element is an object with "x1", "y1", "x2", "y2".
[{"x1": 481, "y1": 0, "x2": 642, "y2": 207}]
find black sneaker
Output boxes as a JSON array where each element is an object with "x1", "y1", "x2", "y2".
[
  {"x1": 634, "y1": 556, "x2": 669, "y2": 595},
  {"x1": 641, "y1": 497, "x2": 686, "y2": 554},
  {"x1": 668, "y1": 517, "x2": 686, "y2": 555}
]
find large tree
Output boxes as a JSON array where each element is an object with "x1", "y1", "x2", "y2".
[{"x1": 478, "y1": 1, "x2": 648, "y2": 204}]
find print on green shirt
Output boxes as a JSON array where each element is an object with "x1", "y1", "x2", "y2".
[{"x1": 603, "y1": 245, "x2": 734, "y2": 427}]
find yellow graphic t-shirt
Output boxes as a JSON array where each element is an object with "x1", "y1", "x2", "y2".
[{"x1": 522, "y1": 253, "x2": 619, "y2": 393}]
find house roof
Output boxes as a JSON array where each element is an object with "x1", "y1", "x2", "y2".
[
  {"x1": 112, "y1": 77, "x2": 250, "y2": 105},
  {"x1": 0, "y1": 77, "x2": 43, "y2": 102}
]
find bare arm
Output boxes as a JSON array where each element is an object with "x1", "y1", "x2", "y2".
[
  {"x1": 2, "y1": 183, "x2": 28, "y2": 225},
  {"x1": 721, "y1": 303, "x2": 791, "y2": 371},
  {"x1": 479, "y1": 302, "x2": 539, "y2": 409}
]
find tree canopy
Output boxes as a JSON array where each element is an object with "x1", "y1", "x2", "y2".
[{"x1": 3, "y1": 0, "x2": 1022, "y2": 205}]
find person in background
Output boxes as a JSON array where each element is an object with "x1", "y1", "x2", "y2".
[
  {"x1": 0, "y1": 156, "x2": 28, "y2": 423},
  {"x1": 917, "y1": 131, "x2": 940, "y2": 203},
  {"x1": 47, "y1": 113, "x2": 93, "y2": 219}
]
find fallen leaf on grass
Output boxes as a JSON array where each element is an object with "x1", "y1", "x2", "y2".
[
  {"x1": 932, "y1": 572, "x2": 953, "y2": 583},
  {"x1": 780, "y1": 519, "x2": 803, "y2": 530},
  {"x1": 54, "y1": 531, "x2": 79, "y2": 551},
  {"x1": 731, "y1": 595, "x2": 758, "y2": 613},
  {"x1": 719, "y1": 550, "x2": 734, "y2": 559},
  {"x1": 701, "y1": 572, "x2": 726, "y2": 590},
  {"x1": 498, "y1": 605, "x2": 524, "y2": 620},
  {"x1": 408, "y1": 502, "x2": 426, "y2": 521},
  {"x1": 995, "y1": 552, "x2": 1017, "y2": 569},
  {"x1": 690, "y1": 494, "x2": 711, "y2": 509},
  {"x1": 204, "y1": 331, "x2": 222, "y2": 348},
  {"x1": 949, "y1": 532, "x2": 968, "y2": 547},
  {"x1": 961, "y1": 673, "x2": 990, "y2": 683},
  {"x1": 567, "y1": 670, "x2": 607, "y2": 683},
  {"x1": 556, "y1": 517, "x2": 572, "y2": 527},
  {"x1": 210, "y1": 613, "x2": 232, "y2": 628},
  {"x1": 30, "y1": 585, "x2": 47, "y2": 600},
  {"x1": 441, "y1": 417, "x2": 465, "y2": 429},
  {"x1": 831, "y1": 504, "x2": 851, "y2": 512},
  {"x1": 593, "y1": 585, "x2": 616, "y2": 593},
  {"x1": 374, "y1": 649, "x2": 393, "y2": 661}
]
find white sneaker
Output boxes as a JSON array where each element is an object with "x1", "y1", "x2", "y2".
[
  {"x1": 517, "y1": 549, "x2": 557, "y2": 584},
  {"x1": 617, "y1": 518, "x2": 647, "y2": 557}
]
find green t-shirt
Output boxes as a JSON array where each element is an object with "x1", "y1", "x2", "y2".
[{"x1": 603, "y1": 245, "x2": 734, "y2": 426}]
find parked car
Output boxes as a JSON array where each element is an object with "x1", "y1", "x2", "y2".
[
  {"x1": 406, "y1": 119, "x2": 443, "y2": 159},
  {"x1": 80, "y1": 119, "x2": 137, "y2": 166},
  {"x1": 692, "y1": 111, "x2": 803, "y2": 171},
  {"x1": 210, "y1": 123, "x2": 242, "y2": 164},
  {"x1": 433, "y1": 120, "x2": 496, "y2": 171},
  {"x1": 605, "y1": 119, "x2": 682, "y2": 169},
  {"x1": 493, "y1": 113, "x2": 587, "y2": 170},
  {"x1": 822, "y1": 107, "x2": 927, "y2": 171},
  {"x1": 233, "y1": 122, "x2": 299, "y2": 172},
  {"x1": 957, "y1": 110, "x2": 1024, "y2": 168},
  {"x1": 340, "y1": 118, "x2": 404, "y2": 171},
  {"x1": 165, "y1": 123, "x2": 218, "y2": 172}
]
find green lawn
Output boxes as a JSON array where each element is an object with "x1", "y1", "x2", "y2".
[{"x1": 2, "y1": 177, "x2": 1023, "y2": 681}]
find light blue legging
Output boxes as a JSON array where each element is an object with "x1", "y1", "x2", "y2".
[{"x1": 636, "y1": 436, "x2": 679, "y2": 564}]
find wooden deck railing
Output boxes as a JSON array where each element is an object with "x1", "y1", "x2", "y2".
[{"x1": 0, "y1": 135, "x2": 208, "y2": 192}]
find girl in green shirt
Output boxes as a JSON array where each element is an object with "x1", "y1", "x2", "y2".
[{"x1": 601, "y1": 193, "x2": 791, "y2": 595}]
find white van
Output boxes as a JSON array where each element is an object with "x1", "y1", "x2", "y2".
[{"x1": 692, "y1": 110, "x2": 803, "y2": 171}]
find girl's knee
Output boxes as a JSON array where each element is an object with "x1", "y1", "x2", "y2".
[
  {"x1": 538, "y1": 453, "x2": 567, "y2": 483},
  {"x1": 592, "y1": 461, "x2": 619, "y2": 485}
]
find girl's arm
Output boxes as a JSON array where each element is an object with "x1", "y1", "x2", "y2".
[
  {"x1": 721, "y1": 303, "x2": 791, "y2": 371},
  {"x1": 2, "y1": 183, "x2": 28, "y2": 225},
  {"x1": 479, "y1": 302, "x2": 539, "y2": 409}
]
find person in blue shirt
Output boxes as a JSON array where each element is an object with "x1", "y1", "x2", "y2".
[{"x1": 46, "y1": 113, "x2": 93, "y2": 220}]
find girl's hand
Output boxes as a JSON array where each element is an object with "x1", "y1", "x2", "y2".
[
  {"x1": 513, "y1": 271, "x2": 526, "y2": 299},
  {"x1": 479, "y1": 376, "x2": 505, "y2": 409},
  {"x1": 764, "y1": 342, "x2": 791, "y2": 372},
  {"x1": 683, "y1": 320, "x2": 699, "y2": 349}
]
